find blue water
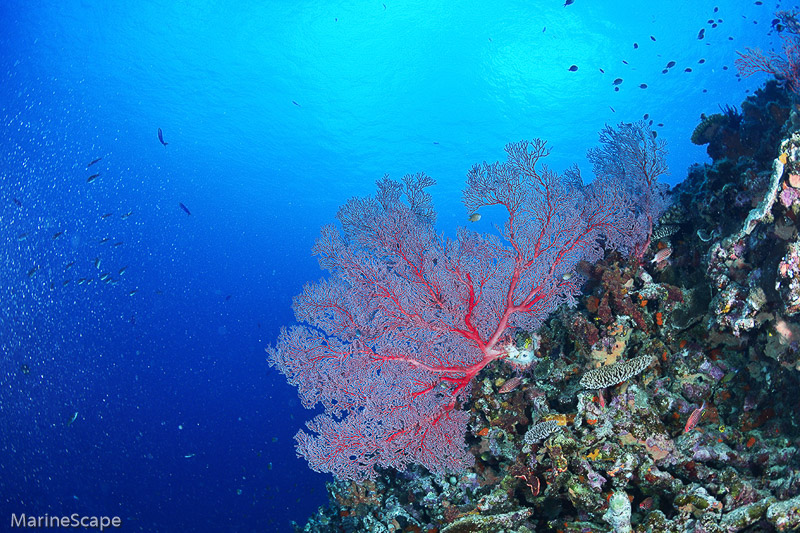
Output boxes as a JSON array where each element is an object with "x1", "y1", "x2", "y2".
[{"x1": 0, "y1": 1, "x2": 782, "y2": 530}]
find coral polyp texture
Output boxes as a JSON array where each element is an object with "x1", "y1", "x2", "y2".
[{"x1": 579, "y1": 354, "x2": 655, "y2": 390}]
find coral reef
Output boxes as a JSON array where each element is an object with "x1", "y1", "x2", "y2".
[{"x1": 293, "y1": 80, "x2": 800, "y2": 533}]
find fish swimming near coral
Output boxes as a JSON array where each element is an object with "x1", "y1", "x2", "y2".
[
  {"x1": 158, "y1": 128, "x2": 168, "y2": 146},
  {"x1": 651, "y1": 247, "x2": 672, "y2": 263},
  {"x1": 499, "y1": 376, "x2": 522, "y2": 394},
  {"x1": 179, "y1": 202, "x2": 191, "y2": 216},
  {"x1": 684, "y1": 401, "x2": 706, "y2": 433}
]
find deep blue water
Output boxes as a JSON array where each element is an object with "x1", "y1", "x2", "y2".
[{"x1": 0, "y1": 1, "x2": 784, "y2": 531}]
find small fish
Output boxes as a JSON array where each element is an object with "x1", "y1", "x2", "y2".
[
  {"x1": 622, "y1": 60, "x2": 628, "y2": 65},
  {"x1": 568, "y1": 65, "x2": 578, "y2": 71},
  {"x1": 94, "y1": 256, "x2": 101, "y2": 269},
  {"x1": 67, "y1": 411, "x2": 79, "y2": 426},
  {"x1": 99, "y1": 237, "x2": 110, "y2": 244},
  {"x1": 666, "y1": 61, "x2": 676, "y2": 69},
  {"x1": 113, "y1": 241, "x2": 123, "y2": 247},
  {"x1": 685, "y1": 67, "x2": 692, "y2": 72},
  {"x1": 101, "y1": 213, "x2": 113, "y2": 219},
  {"x1": 651, "y1": 247, "x2": 672, "y2": 263},
  {"x1": 87, "y1": 173, "x2": 100, "y2": 183},
  {"x1": 62, "y1": 279, "x2": 70, "y2": 286},
  {"x1": 599, "y1": 68, "x2": 605, "y2": 73},
  {"x1": 639, "y1": 83, "x2": 648, "y2": 89},
  {"x1": 87, "y1": 157, "x2": 102, "y2": 167},
  {"x1": 17, "y1": 232, "x2": 27, "y2": 241},
  {"x1": 684, "y1": 401, "x2": 706, "y2": 433},
  {"x1": 639, "y1": 496, "x2": 654, "y2": 510},
  {"x1": 77, "y1": 278, "x2": 87, "y2": 285},
  {"x1": 292, "y1": 100, "x2": 301, "y2": 107},
  {"x1": 650, "y1": 35, "x2": 656, "y2": 41},
  {"x1": 609, "y1": 106, "x2": 615, "y2": 112},
  {"x1": 52, "y1": 231, "x2": 63, "y2": 240},
  {"x1": 633, "y1": 42, "x2": 638, "y2": 49},
  {"x1": 184, "y1": 453, "x2": 196, "y2": 459},
  {"x1": 698, "y1": 28, "x2": 705, "y2": 39},
  {"x1": 158, "y1": 128, "x2": 168, "y2": 146},
  {"x1": 698, "y1": 59, "x2": 705, "y2": 64},
  {"x1": 99, "y1": 272, "x2": 111, "y2": 282},
  {"x1": 179, "y1": 202, "x2": 192, "y2": 216},
  {"x1": 27, "y1": 266, "x2": 39, "y2": 278},
  {"x1": 128, "y1": 289, "x2": 138, "y2": 296},
  {"x1": 563, "y1": 0, "x2": 574, "y2": 5},
  {"x1": 468, "y1": 213, "x2": 481, "y2": 222},
  {"x1": 13, "y1": 197, "x2": 22, "y2": 207},
  {"x1": 612, "y1": 78, "x2": 623, "y2": 85},
  {"x1": 499, "y1": 376, "x2": 522, "y2": 394},
  {"x1": 643, "y1": 113, "x2": 649, "y2": 120},
  {"x1": 121, "y1": 211, "x2": 133, "y2": 219}
]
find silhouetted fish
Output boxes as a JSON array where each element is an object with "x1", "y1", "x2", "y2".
[
  {"x1": 12, "y1": 198, "x2": 22, "y2": 207},
  {"x1": 639, "y1": 84, "x2": 648, "y2": 89},
  {"x1": 158, "y1": 128, "x2": 168, "y2": 146},
  {"x1": 563, "y1": 0, "x2": 574, "y2": 5},
  {"x1": 87, "y1": 157, "x2": 102, "y2": 167},
  {"x1": 568, "y1": 65, "x2": 578, "y2": 71},
  {"x1": 650, "y1": 35, "x2": 656, "y2": 41},
  {"x1": 179, "y1": 202, "x2": 191, "y2": 216},
  {"x1": 666, "y1": 61, "x2": 676, "y2": 68},
  {"x1": 612, "y1": 78, "x2": 623, "y2": 85},
  {"x1": 292, "y1": 100, "x2": 301, "y2": 107},
  {"x1": 633, "y1": 42, "x2": 638, "y2": 49},
  {"x1": 698, "y1": 28, "x2": 705, "y2": 39},
  {"x1": 87, "y1": 173, "x2": 100, "y2": 183}
]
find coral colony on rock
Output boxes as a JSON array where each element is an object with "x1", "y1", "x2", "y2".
[{"x1": 270, "y1": 10, "x2": 800, "y2": 533}]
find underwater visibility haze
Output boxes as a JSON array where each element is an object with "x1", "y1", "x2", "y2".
[{"x1": 2, "y1": 1, "x2": 798, "y2": 531}]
